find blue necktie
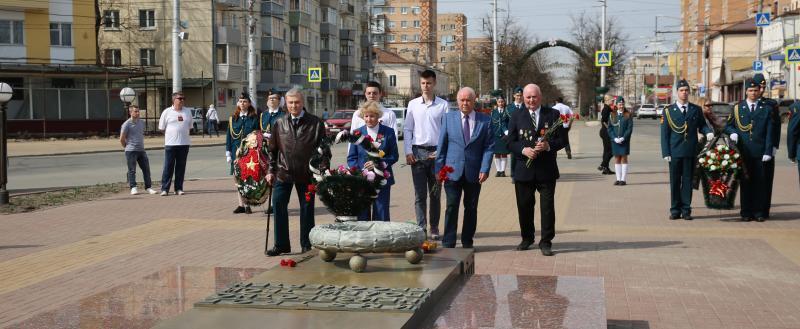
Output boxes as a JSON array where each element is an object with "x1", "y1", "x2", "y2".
[
  {"x1": 463, "y1": 115, "x2": 470, "y2": 143},
  {"x1": 292, "y1": 117, "x2": 299, "y2": 127}
]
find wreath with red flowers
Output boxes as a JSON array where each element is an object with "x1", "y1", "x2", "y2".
[{"x1": 232, "y1": 132, "x2": 271, "y2": 205}]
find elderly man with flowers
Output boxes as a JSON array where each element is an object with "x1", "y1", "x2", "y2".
[{"x1": 347, "y1": 100, "x2": 399, "y2": 221}]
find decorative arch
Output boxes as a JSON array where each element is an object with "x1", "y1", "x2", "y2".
[{"x1": 518, "y1": 39, "x2": 590, "y2": 65}]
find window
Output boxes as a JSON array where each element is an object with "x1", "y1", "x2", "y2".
[
  {"x1": 103, "y1": 10, "x2": 120, "y2": 29},
  {"x1": 291, "y1": 58, "x2": 301, "y2": 73},
  {"x1": 216, "y1": 44, "x2": 228, "y2": 64},
  {"x1": 388, "y1": 21, "x2": 395, "y2": 28},
  {"x1": 322, "y1": 8, "x2": 338, "y2": 25},
  {"x1": 387, "y1": 35, "x2": 395, "y2": 42},
  {"x1": 140, "y1": 48, "x2": 156, "y2": 66},
  {"x1": 440, "y1": 46, "x2": 446, "y2": 51},
  {"x1": 50, "y1": 23, "x2": 72, "y2": 46},
  {"x1": 262, "y1": 51, "x2": 286, "y2": 71},
  {"x1": 401, "y1": 7, "x2": 408, "y2": 14},
  {"x1": 139, "y1": 10, "x2": 156, "y2": 28},
  {"x1": 401, "y1": 21, "x2": 408, "y2": 28},
  {"x1": 387, "y1": 7, "x2": 395, "y2": 14},
  {"x1": 0, "y1": 20, "x2": 24, "y2": 45},
  {"x1": 450, "y1": 24, "x2": 456, "y2": 30},
  {"x1": 449, "y1": 45, "x2": 455, "y2": 51},
  {"x1": 413, "y1": 20, "x2": 420, "y2": 28},
  {"x1": 414, "y1": 35, "x2": 420, "y2": 42},
  {"x1": 389, "y1": 75, "x2": 397, "y2": 87},
  {"x1": 290, "y1": 27, "x2": 299, "y2": 42},
  {"x1": 341, "y1": 40, "x2": 354, "y2": 55},
  {"x1": 103, "y1": 49, "x2": 121, "y2": 66},
  {"x1": 401, "y1": 35, "x2": 408, "y2": 42},
  {"x1": 441, "y1": 24, "x2": 446, "y2": 31},
  {"x1": 411, "y1": 7, "x2": 420, "y2": 14}
]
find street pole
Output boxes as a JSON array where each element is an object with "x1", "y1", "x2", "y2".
[
  {"x1": 654, "y1": 15, "x2": 659, "y2": 109},
  {"x1": 172, "y1": 0, "x2": 182, "y2": 93},
  {"x1": 600, "y1": 0, "x2": 607, "y2": 88},
  {"x1": 492, "y1": 0, "x2": 499, "y2": 91},
  {"x1": 756, "y1": 0, "x2": 763, "y2": 62},
  {"x1": 702, "y1": 23, "x2": 708, "y2": 99},
  {"x1": 0, "y1": 82, "x2": 11, "y2": 205},
  {"x1": 367, "y1": 1, "x2": 374, "y2": 81},
  {"x1": 247, "y1": 0, "x2": 258, "y2": 108}
]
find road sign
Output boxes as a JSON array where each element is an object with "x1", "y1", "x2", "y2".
[
  {"x1": 787, "y1": 47, "x2": 800, "y2": 63},
  {"x1": 755, "y1": 13, "x2": 771, "y2": 27},
  {"x1": 308, "y1": 67, "x2": 322, "y2": 82},
  {"x1": 594, "y1": 86, "x2": 609, "y2": 94},
  {"x1": 753, "y1": 60, "x2": 763, "y2": 72},
  {"x1": 595, "y1": 51, "x2": 612, "y2": 67}
]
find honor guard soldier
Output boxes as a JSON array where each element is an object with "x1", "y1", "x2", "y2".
[
  {"x1": 753, "y1": 73, "x2": 780, "y2": 218},
  {"x1": 724, "y1": 79, "x2": 778, "y2": 222},
  {"x1": 660, "y1": 80, "x2": 712, "y2": 220},
  {"x1": 788, "y1": 101, "x2": 800, "y2": 190}
]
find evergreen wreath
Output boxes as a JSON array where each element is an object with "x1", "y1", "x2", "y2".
[{"x1": 233, "y1": 132, "x2": 271, "y2": 206}]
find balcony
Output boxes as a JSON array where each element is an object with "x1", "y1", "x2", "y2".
[
  {"x1": 320, "y1": 22, "x2": 337, "y2": 35},
  {"x1": 320, "y1": 50, "x2": 338, "y2": 64},
  {"x1": 261, "y1": 36, "x2": 285, "y2": 51},
  {"x1": 261, "y1": 70, "x2": 284, "y2": 84},
  {"x1": 289, "y1": 11, "x2": 312, "y2": 27},
  {"x1": 216, "y1": 27, "x2": 242, "y2": 45},
  {"x1": 217, "y1": 64, "x2": 245, "y2": 82},
  {"x1": 340, "y1": 29, "x2": 356, "y2": 41},
  {"x1": 339, "y1": 2, "x2": 355, "y2": 15},
  {"x1": 290, "y1": 43, "x2": 310, "y2": 58},
  {"x1": 321, "y1": 78, "x2": 339, "y2": 91},
  {"x1": 216, "y1": 0, "x2": 241, "y2": 7},
  {"x1": 340, "y1": 54, "x2": 356, "y2": 67},
  {"x1": 290, "y1": 74, "x2": 309, "y2": 85},
  {"x1": 318, "y1": 0, "x2": 337, "y2": 7},
  {"x1": 261, "y1": 1, "x2": 284, "y2": 17}
]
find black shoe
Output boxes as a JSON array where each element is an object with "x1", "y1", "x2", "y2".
[
  {"x1": 567, "y1": 154, "x2": 572, "y2": 159},
  {"x1": 442, "y1": 244, "x2": 456, "y2": 248},
  {"x1": 266, "y1": 246, "x2": 291, "y2": 257},
  {"x1": 301, "y1": 246, "x2": 312, "y2": 253},
  {"x1": 499, "y1": 172, "x2": 506, "y2": 177},
  {"x1": 540, "y1": 245, "x2": 554, "y2": 256},
  {"x1": 743, "y1": 217, "x2": 753, "y2": 222},
  {"x1": 756, "y1": 217, "x2": 765, "y2": 222},
  {"x1": 683, "y1": 215, "x2": 693, "y2": 221},
  {"x1": 233, "y1": 206, "x2": 246, "y2": 214},
  {"x1": 669, "y1": 214, "x2": 681, "y2": 220},
  {"x1": 462, "y1": 243, "x2": 473, "y2": 249},
  {"x1": 619, "y1": 181, "x2": 626, "y2": 186},
  {"x1": 614, "y1": 181, "x2": 620, "y2": 186},
  {"x1": 602, "y1": 169, "x2": 615, "y2": 175},
  {"x1": 495, "y1": 172, "x2": 501, "y2": 177},
  {"x1": 264, "y1": 206, "x2": 274, "y2": 214},
  {"x1": 598, "y1": 166, "x2": 604, "y2": 171},
  {"x1": 245, "y1": 206, "x2": 252, "y2": 214},
  {"x1": 515, "y1": 240, "x2": 534, "y2": 251}
]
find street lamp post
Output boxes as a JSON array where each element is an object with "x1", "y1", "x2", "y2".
[
  {"x1": 120, "y1": 87, "x2": 136, "y2": 118},
  {"x1": 0, "y1": 82, "x2": 13, "y2": 205}
]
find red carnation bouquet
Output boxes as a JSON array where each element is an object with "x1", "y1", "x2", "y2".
[{"x1": 430, "y1": 165, "x2": 454, "y2": 195}]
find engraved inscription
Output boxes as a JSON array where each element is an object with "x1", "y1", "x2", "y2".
[{"x1": 195, "y1": 282, "x2": 432, "y2": 313}]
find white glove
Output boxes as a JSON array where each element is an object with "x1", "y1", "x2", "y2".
[
  {"x1": 562, "y1": 123, "x2": 570, "y2": 128},
  {"x1": 613, "y1": 138, "x2": 620, "y2": 144},
  {"x1": 504, "y1": 130, "x2": 509, "y2": 136},
  {"x1": 730, "y1": 133, "x2": 738, "y2": 142},
  {"x1": 762, "y1": 155, "x2": 772, "y2": 162},
  {"x1": 226, "y1": 156, "x2": 232, "y2": 164},
  {"x1": 619, "y1": 137, "x2": 625, "y2": 143},
  {"x1": 705, "y1": 133, "x2": 714, "y2": 140},
  {"x1": 664, "y1": 156, "x2": 671, "y2": 162},
  {"x1": 263, "y1": 132, "x2": 271, "y2": 139}
]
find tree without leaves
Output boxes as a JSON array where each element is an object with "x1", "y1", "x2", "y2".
[{"x1": 570, "y1": 12, "x2": 629, "y2": 115}]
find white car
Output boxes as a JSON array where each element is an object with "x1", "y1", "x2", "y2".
[
  {"x1": 636, "y1": 104, "x2": 657, "y2": 119},
  {"x1": 388, "y1": 107, "x2": 405, "y2": 140},
  {"x1": 188, "y1": 107, "x2": 204, "y2": 133}
]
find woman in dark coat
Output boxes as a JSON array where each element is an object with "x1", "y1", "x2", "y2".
[
  {"x1": 225, "y1": 93, "x2": 260, "y2": 214},
  {"x1": 490, "y1": 95, "x2": 512, "y2": 176},
  {"x1": 608, "y1": 96, "x2": 633, "y2": 185}
]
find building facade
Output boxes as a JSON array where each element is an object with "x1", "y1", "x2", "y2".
[
  {"x1": 373, "y1": 47, "x2": 449, "y2": 104},
  {"x1": 369, "y1": 0, "x2": 436, "y2": 66}
]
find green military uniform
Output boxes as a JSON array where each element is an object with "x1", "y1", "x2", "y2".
[
  {"x1": 660, "y1": 80, "x2": 711, "y2": 219},
  {"x1": 226, "y1": 114, "x2": 260, "y2": 174},
  {"x1": 724, "y1": 79, "x2": 777, "y2": 221},
  {"x1": 753, "y1": 73, "x2": 780, "y2": 217},
  {"x1": 260, "y1": 109, "x2": 284, "y2": 133},
  {"x1": 788, "y1": 101, "x2": 800, "y2": 190}
]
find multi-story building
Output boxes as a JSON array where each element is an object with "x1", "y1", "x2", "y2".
[
  {"x1": 373, "y1": 47, "x2": 450, "y2": 103},
  {"x1": 437, "y1": 13, "x2": 466, "y2": 65},
  {"x1": 620, "y1": 54, "x2": 673, "y2": 105},
  {"x1": 369, "y1": 0, "x2": 436, "y2": 66},
  {"x1": 1, "y1": 0, "x2": 154, "y2": 135},
  {"x1": 680, "y1": 0, "x2": 796, "y2": 94}
]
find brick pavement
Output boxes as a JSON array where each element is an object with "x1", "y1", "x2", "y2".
[
  {"x1": 8, "y1": 135, "x2": 225, "y2": 157},
  {"x1": 1, "y1": 121, "x2": 800, "y2": 328}
]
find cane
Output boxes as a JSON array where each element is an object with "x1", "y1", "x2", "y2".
[{"x1": 263, "y1": 186, "x2": 274, "y2": 255}]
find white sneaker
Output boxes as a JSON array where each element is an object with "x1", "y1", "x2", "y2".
[
  {"x1": 130, "y1": 187, "x2": 139, "y2": 195},
  {"x1": 176, "y1": 190, "x2": 185, "y2": 195},
  {"x1": 160, "y1": 191, "x2": 168, "y2": 196},
  {"x1": 146, "y1": 188, "x2": 157, "y2": 195}
]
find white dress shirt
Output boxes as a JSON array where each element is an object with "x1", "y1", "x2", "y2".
[
  {"x1": 460, "y1": 111, "x2": 476, "y2": 140},
  {"x1": 528, "y1": 106, "x2": 542, "y2": 128},
  {"x1": 403, "y1": 95, "x2": 448, "y2": 155},
  {"x1": 675, "y1": 100, "x2": 688, "y2": 113},
  {"x1": 366, "y1": 124, "x2": 380, "y2": 140}
]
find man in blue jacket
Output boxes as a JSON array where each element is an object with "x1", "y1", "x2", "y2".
[{"x1": 435, "y1": 87, "x2": 495, "y2": 249}]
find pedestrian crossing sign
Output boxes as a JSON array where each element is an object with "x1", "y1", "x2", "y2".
[
  {"x1": 755, "y1": 12, "x2": 770, "y2": 27},
  {"x1": 787, "y1": 47, "x2": 800, "y2": 64},
  {"x1": 595, "y1": 51, "x2": 612, "y2": 67},
  {"x1": 308, "y1": 67, "x2": 322, "y2": 82}
]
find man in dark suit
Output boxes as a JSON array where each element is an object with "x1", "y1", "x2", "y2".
[
  {"x1": 788, "y1": 101, "x2": 800, "y2": 189},
  {"x1": 598, "y1": 95, "x2": 614, "y2": 175},
  {"x1": 754, "y1": 73, "x2": 780, "y2": 218},
  {"x1": 507, "y1": 84, "x2": 565, "y2": 256},
  {"x1": 660, "y1": 79, "x2": 712, "y2": 220},
  {"x1": 724, "y1": 79, "x2": 777, "y2": 222},
  {"x1": 265, "y1": 88, "x2": 327, "y2": 256},
  {"x1": 435, "y1": 87, "x2": 495, "y2": 248}
]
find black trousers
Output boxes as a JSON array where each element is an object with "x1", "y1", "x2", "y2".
[
  {"x1": 514, "y1": 180, "x2": 556, "y2": 247},
  {"x1": 669, "y1": 157, "x2": 695, "y2": 216},
  {"x1": 600, "y1": 129, "x2": 612, "y2": 168},
  {"x1": 764, "y1": 159, "x2": 775, "y2": 217},
  {"x1": 564, "y1": 127, "x2": 572, "y2": 156},
  {"x1": 740, "y1": 157, "x2": 769, "y2": 218}
]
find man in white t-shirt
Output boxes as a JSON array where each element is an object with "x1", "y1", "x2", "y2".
[
  {"x1": 158, "y1": 92, "x2": 193, "y2": 196},
  {"x1": 350, "y1": 81, "x2": 397, "y2": 136},
  {"x1": 552, "y1": 97, "x2": 574, "y2": 159}
]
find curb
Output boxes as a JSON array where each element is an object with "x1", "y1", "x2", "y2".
[{"x1": 9, "y1": 143, "x2": 225, "y2": 158}]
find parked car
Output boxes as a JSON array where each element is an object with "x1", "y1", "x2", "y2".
[
  {"x1": 656, "y1": 104, "x2": 665, "y2": 118},
  {"x1": 387, "y1": 107, "x2": 406, "y2": 140},
  {"x1": 189, "y1": 107, "x2": 204, "y2": 134},
  {"x1": 636, "y1": 104, "x2": 657, "y2": 119},
  {"x1": 325, "y1": 110, "x2": 355, "y2": 136}
]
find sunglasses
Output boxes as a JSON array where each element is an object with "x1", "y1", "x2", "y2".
[
  {"x1": 703, "y1": 104, "x2": 711, "y2": 108},
  {"x1": 176, "y1": 97, "x2": 185, "y2": 100}
]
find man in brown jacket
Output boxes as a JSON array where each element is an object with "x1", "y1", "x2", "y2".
[{"x1": 266, "y1": 88, "x2": 327, "y2": 256}]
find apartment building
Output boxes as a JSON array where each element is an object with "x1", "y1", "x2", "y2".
[
  {"x1": 369, "y1": 0, "x2": 436, "y2": 66},
  {"x1": 1, "y1": 0, "x2": 154, "y2": 135},
  {"x1": 437, "y1": 13, "x2": 466, "y2": 66}
]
